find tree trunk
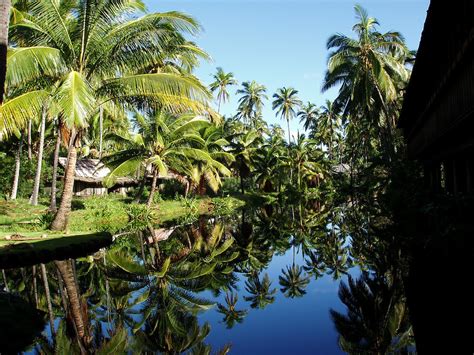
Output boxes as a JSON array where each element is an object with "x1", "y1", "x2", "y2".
[
  {"x1": 27, "y1": 119, "x2": 32, "y2": 160},
  {"x1": 10, "y1": 137, "x2": 22, "y2": 200},
  {"x1": 1, "y1": 269, "x2": 8, "y2": 292},
  {"x1": 198, "y1": 175, "x2": 206, "y2": 196},
  {"x1": 40, "y1": 263, "x2": 56, "y2": 336},
  {"x1": 134, "y1": 171, "x2": 147, "y2": 203},
  {"x1": 240, "y1": 173, "x2": 244, "y2": 194},
  {"x1": 147, "y1": 169, "x2": 158, "y2": 208},
  {"x1": 32, "y1": 265, "x2": 39, "y2": 307},
  {"x1": 98, "y1": 105, "x2": 103, "y2": 159},
  {"x1": 49, "y1": 128, "x2": 61, "y2": 212},
  {"x1": 54, "y1": 260, "x2": 86, "y2": 343},
  {"x1": 0, "y1": 0, "x2": 11, "y2": 105},
  {"x1": 51, "y1": 133, "x2": 77, "y2": 231},
  {"x1": 30, "y1": 106, "x2": 47, "y2": 205},
  {"x1": 287, "y1": 119, "x2": 293, "y2": 182}
]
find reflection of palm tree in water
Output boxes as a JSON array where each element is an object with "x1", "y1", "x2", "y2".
[
  {"x1": 217, "y1": 291, "x2": 248, "y2": 329},
  {"x1": 244, "y1": 272, "x2": 276, "y2": 309},
  {"x1": 330, "y1": 272, "x2": 413, "y2": 354}
]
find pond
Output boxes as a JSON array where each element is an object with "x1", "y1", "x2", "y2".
[{"x1": 0, "y1": 204, "x2": 416, "y2": 354}]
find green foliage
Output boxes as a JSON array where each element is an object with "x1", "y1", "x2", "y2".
[{"x1": 126, "y1": 204, "x2": 155, "y2": 232}]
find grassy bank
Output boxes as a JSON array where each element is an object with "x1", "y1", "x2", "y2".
[{"x1": 0, "y1": 195, "x2": 246, "y2": 250}]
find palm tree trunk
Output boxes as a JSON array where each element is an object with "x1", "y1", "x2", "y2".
[
  {"x1": 32, "y1": 265, "x2": 39, "y2": 307},
  {"x1": 49, "y1": 128, "x2": 61, "y2": 212},
  {"x1": 40, "y1": 263, "x2": 56, "y2": 336},
  {"x1": 240, "y1": 173, "x2": 244, "y2": 194},
  {"x1": 98, "y1": 105, "x2": 103, "y2": 159},
  {"x1": 10, "y1": 137, "x2": 22, "y2": 200},
  {"x1": 0, "y1": 0, "x2": 11, "y2": 105},
  {"x1": 147, "y1": 169, "x2": 158, "y2": 208},
  {"x1": 30, "y1": 106, "x2": 47, "y2": 205},
  {"x1": 54, "y1": 260, "x2": 87, "y2": 343},
  {"x1": 1, "y1": 269, "x2": 8, "y2": 292},
  {"x1": 287, "y1": 119, "x2": 293, "y2": 182},
  {"x1": 51, "y1": 132, "x2": 77, "y2": 231},
  {"x1": 27, "y1": 119, "x2": 32, "y2": 160},
  {"x1": 134, "y1": 171, "x2": 147, "y2": 203}
]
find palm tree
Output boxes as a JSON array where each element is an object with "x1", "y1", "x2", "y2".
[
  {"x1": 229, "y1": 129, "x2": 260, "y2": 193},
  {"x1": 322, "y1": 5, "x2": 410, "y2": 160},
  {"x1": 272, "y1": 87, "x2": 302, "y2": 145},
  {"x1": 236, "y1": 81, "x2": 267, "y2": 125},
  {"x1": 244, "y1": 273, "x2": 276, "y2": 309},
  {"x1": 316, "y1": 100, "x2": 340, "y2": 160},
  {"x1": 278, "y1": 264, "x2": 310, "y2": 298},
  {"x1": 298, "y1": 101, "x2": 319, "y2": 132},
  {"x1": 188, "y1": 125, "x2": 234, "y2": 195},
  {"x1": 103, "y1": 112, "x2": 219, "y2": 206},
  {"x1": 330, "y1": 272, "x2": 413, "y2": 354},
  {"x1": 10, "y1": 1, "x2": 212, "y2": 229},
  {"x1": 209, "y1": 67, "x2": 237, "y2": 113},
  {"x1": 217, "y1": 291, "x2": 247, "y2": 329}
]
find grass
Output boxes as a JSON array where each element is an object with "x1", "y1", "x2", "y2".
[{"x1": 0, "y1": 195, "x2": 246, "y2": 251}]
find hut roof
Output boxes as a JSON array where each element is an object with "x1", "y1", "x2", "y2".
[
  {"x1": 58, "y1": 158, "x2": 179, "y2": 184},
  {"x1": 58, "y1": 158, "x2": 134, "y2": 184}
]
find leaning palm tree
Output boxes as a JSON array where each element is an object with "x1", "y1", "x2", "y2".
[
  {"x1": 236, "y1": 81, "x2": 267, "y2": 125},
  {"x1": 10, "y1": 1, "x2": 212, "y2": 229},
  {"x1": 278, "y1": 264, "x2": 310, "y2": 298},
  {"x1": 209, "y1": 67, "x2": 237, "y2": 113},
  {"x1": 272, "y1": 87, "x2": 302, "y2": 145}
]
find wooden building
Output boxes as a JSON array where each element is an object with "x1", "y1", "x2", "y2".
[
  {"x1": 58, "y1": 158, "x2": 136, "y2": 196},
  {"x1": 399, "y1": 0, "x2": 474, "y2": 195}
]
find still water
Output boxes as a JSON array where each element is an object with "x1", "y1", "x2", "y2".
[{"x1": 0, "y1": 206, "x2": 412, "y2": 354}]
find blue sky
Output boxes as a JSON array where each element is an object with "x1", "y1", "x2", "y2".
[{"x1": 147, "y1": 0, "x2": 430, "y2": 135}]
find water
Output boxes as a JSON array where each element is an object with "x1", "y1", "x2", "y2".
[{"x1": 0, "y1": 206, "x2": 414, "y2": 354}]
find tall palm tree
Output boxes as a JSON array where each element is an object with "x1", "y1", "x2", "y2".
[
  {"x1": 322, "y1": 5, "x2": 410, "y2": 160},
  {"x1": 236, "y1": 81, "x2": 267, "y2": 125},
  {"x1": 316, "y1": 100, "x2": 340, "y2": 160},
  {"x1": 10, "y1": 1, "x2": 212, "y2": 229},
  {"x1": 209, "y1": 67, "x2": 237, "y2": 113},
  {"x1": 298, "y1": 101, "x2": 319, "y2": 132},
  {"x1": 229, "y1": 129, "x2": 260, "y2": 193},
  {"x1": 272, "y1": 87, "x2": 302, "y2": 145}
]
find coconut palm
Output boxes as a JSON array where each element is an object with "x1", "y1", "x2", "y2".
[
  {"x1": 104, "y1": 112, "x2": 215, "y2": 206},
  {"x1": 316, "y1": 100, "x2": 340, "y2": 160},
  {"x1": 236, "y1": 81, "x2": 267, "y2": 125},
  {"x1": 229, "y1": 129, "x2": 260, "y2": 193},
  {"x1": 298, "y1": 101, "x2": 319, "y2": 132},
  {"x1": 217, "y1": 291, "x2": 248, "y2": 329},
  {"x1": 272, "y1": 87, "x2": 302, "y2": 145},
  {"x1": 330, "y1": 272, "x2": 413, "y2": 354},
  {"x1": 244, "y1": 273, "x2": 276, "y2": 309},
  {"x1": 188, "y1": 125, "x2": 234, "y2": 195},
  {"x1": 9, "y1": 0, "x2": 212, "y2": 230},
  {"x1": 279, "y1": 264, "x2": 310, "y2": 298},
  {"x1": 322, "y1": 5, "x2": 410, "y2": 159},
  {"x1": 209, "y1": 67, "x2": 237, "y2": 113}
]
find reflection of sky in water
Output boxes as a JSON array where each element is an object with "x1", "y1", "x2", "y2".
[{"x1": 196, "y1": 247, "x2": 360, "y2": 355}]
